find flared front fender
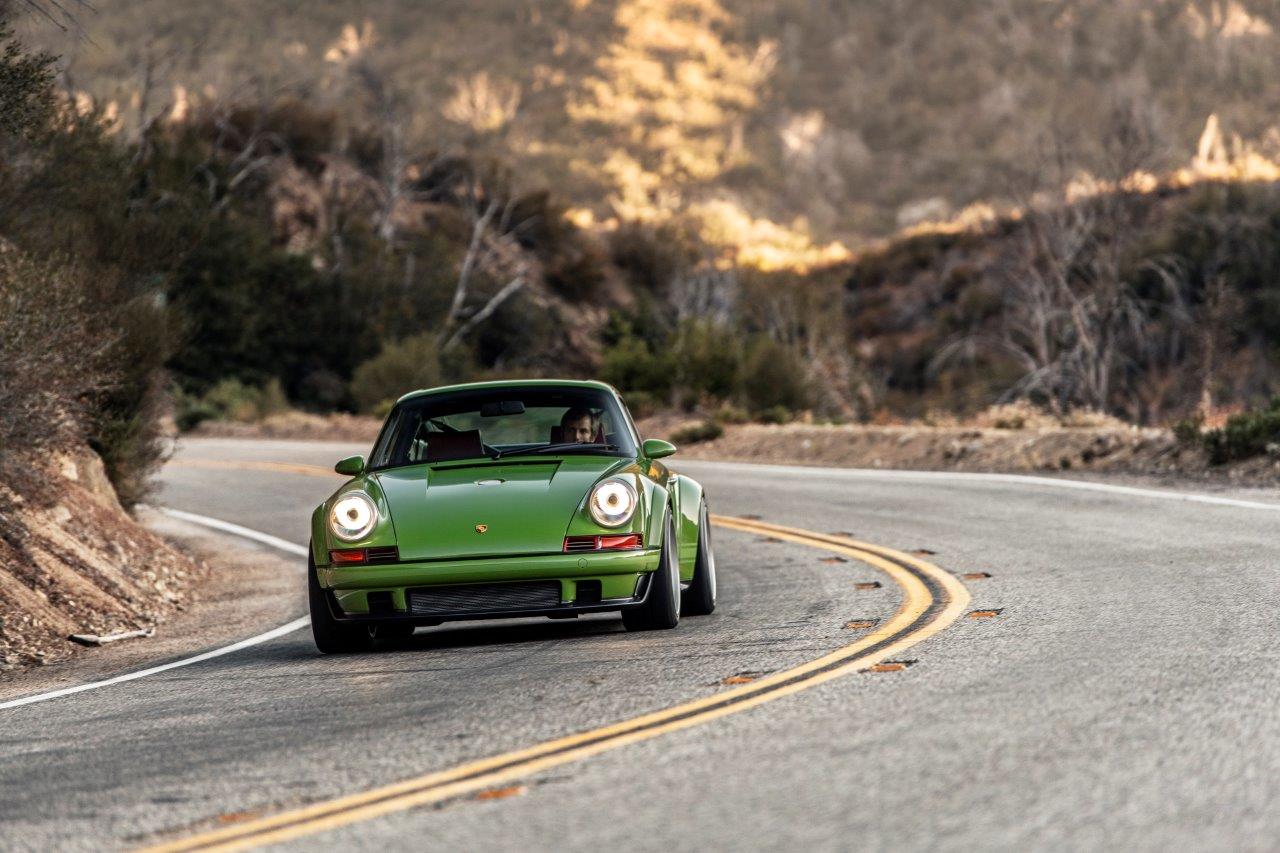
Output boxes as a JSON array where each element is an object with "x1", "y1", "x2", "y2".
[{"x1": 671, "y1": 474, "x2": 704, "y2": 581}]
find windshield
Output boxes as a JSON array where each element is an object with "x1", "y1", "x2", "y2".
[{"x1": 368, "y1": 386, "x2": 637, "y2": 468}]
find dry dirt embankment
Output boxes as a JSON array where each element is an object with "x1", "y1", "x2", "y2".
[
  {"x1": 0, "y1": 451, "x2": 203, "y2": 674},
  {"x1": 638, "y1": 416, "x2": 1280, "y2": 485},
  {"x1": 189, "y1": 409, "x2": 1280, "y2": 484},
  {"x1": 671, "y1": 424, "x2": 1188, "y2": 475},
  {"x1": 190, "y1": 411, "x2": 381, "y2": 443}
]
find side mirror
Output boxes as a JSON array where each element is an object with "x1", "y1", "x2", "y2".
[
  {"x1": 642, "y1": 439, "x2": 677, "y2": 460},
  {"x1": 334, "y1": 455, "x2": 366, "y2": 477}
]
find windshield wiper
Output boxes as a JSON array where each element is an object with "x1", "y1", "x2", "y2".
[{"x1": 494, "y1": 442, "x2": 619, "y2": 459}]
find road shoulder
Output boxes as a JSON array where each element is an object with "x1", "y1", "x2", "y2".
[{"x1": 0, "y1": 510, "x2": 303, "y2": 702}]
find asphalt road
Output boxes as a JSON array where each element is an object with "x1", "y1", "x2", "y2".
[{"x1": 3, "y1": 437, "x2": 1280, "y2": 851}]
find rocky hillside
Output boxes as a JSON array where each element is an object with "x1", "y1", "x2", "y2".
[
  {"x1": 840, "y1": 175, "x2": 1280, "y2": 423},
  {"x1": 0, "y1": 450, "x2": 202, "y2": 673}
]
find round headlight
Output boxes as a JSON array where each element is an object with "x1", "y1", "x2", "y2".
[
  {"x1": 589, "y1": 478, "x2": 637, "y2": 528},
  {"x1": 330, "y1": 492, "x2": 377, "y2": 541}
]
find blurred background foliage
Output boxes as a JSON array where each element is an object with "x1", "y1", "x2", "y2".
[
  {"x1": 10, "y1": 0, "x2": 1280, "y2": 495},
  {"x1": 21, "y1": 0, "x2": 1280, "y2": 241}
]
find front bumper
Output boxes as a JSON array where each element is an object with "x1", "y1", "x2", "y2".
[{"x1": 317, "y1": 548, "x2": 661, "y2": 623}]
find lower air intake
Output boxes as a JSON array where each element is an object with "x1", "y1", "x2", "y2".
[{"x1": 406, "y1": 581, "x2": 562, "y2": 616}]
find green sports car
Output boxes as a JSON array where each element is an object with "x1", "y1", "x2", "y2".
[{"x1": 308, "y1": 380, "x2": 717, "y2": 653}]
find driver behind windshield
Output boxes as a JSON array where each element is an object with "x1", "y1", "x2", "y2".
[{"x1": 560, "y1": 407, "x2": 597, "y2": 444}]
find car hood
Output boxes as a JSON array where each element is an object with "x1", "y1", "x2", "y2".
[{"x1": 373, "y1": 456, "x2": 632, "y2": 560}]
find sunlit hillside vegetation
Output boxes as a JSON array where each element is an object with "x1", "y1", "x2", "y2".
[
  {"x1": 23, "y1": 0, "x2": 1280, "y2": 246},
  {"x1": 8, "y1": 0, "x2": 1280, "y2": 474}
]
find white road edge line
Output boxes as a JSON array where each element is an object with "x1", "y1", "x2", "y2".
[
  {"x1": 0, "y1": 508, "x2": 311, "y2": 712},
  {"x1": 153, "y1": 507, "x2": 310, "y2": 556},
  {"x1": 683, "y1": 461, "x2": 1280, "y2": 512}
]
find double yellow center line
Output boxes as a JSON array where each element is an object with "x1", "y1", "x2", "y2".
[{"x1": 142, "y1": 507, "x2": 969, "y2": 852}]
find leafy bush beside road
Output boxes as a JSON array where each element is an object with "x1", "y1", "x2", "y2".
[
  {"x1": 669, "y1": 420, "x2": 724, "y2": 445},
  {"x1": 600, "y1": 319, "x2": 814, "y2": 423},
  {"x1": 350, "y1": 336, "x2": 444, "y2": 414},
  {"x1": 1177, "y1": 398, "x2": 1280, "y2": 465}
]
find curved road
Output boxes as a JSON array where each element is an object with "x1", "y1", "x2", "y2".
[{"x1": 2, "y1": 437, "x2": 1280, "y2": 850}]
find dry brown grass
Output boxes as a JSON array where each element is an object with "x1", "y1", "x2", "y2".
[
  {"x1": 967, "y1": 402, "x2": 1130, "y2": 431},
  {"x1": 0, "y1": 247, "x2": 112, "y2": 457},
  {"x1": 190, "y1": 410, "x2": 381, "y2": 442}
]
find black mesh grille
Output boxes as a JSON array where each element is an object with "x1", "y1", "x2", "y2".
[{"x1": 407, "y1": 581, "x2": 562, "y2": 615}]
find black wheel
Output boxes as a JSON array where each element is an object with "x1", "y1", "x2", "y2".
[
  {"x1": 623, "y1": 513, "x2": 681, "y2": 631},
  {"x1": 308, "y1": 549, "x2": 374, "y2": 654},
  {"x1": 681, "y1": 500, "x2": 716, "y2": 616}
]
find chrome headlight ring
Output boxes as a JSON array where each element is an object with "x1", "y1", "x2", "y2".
[
  {"x1": 329, "y1": 491, "x2": 378, "y2": 541},
  {"x1": 589, "y1": 478, "x2": 638, "y2": 528}
]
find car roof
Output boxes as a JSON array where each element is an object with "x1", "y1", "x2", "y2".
[{"x1": 395, "y1": 379, "x2": 620, "y2": 404}]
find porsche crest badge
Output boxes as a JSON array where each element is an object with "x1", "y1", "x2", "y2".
[{"x1": 474, "y1": 524, "x2": 488, "y2": 534}]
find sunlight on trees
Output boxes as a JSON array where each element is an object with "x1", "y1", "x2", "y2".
[
  {"x1": 568, "y1": 0, "x2": 846, "y2": 272},
  {"x1": 570, "y1": 0, "x2": 774, "y2": 206},
  {"x1": 443, "y1": 72, "x2": 522, "y2": 136},
  {"x1": 1183, "y1": 1, "x2": 1272, "y2": 39},
  {"x1": 684, "y1": 201, "x2": 848, "y2": 273},
  {"x1": 324, "y1": 20, "x2": 376, "y2": 64}
]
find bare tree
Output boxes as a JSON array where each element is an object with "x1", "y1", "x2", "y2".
[
  {"x1": 350, "y1": 62, "x2": 411, "y2": 245},
  {"x1": 930, "y1": 95, "x2": 1196, "y2": 420},
  {"x1": 668, "y1": 266, "x2": 738, "y2": 326},
  {"x1": 935, "y1": 186, "x2": 1190, "y2": 420},
  {"x1": 436, "y1": 170, "x2": 531, "y2": 354},
  {"x1": 6, "y1": 0, "x2": 90, "y2": 32}
]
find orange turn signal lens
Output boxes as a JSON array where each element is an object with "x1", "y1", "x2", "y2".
[{"x1": 329, "y1": 548, "x2": 367, "y2": 565}]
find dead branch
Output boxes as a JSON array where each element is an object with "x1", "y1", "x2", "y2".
[{"x1": 439, "y1": 272, "x2": 527, "y2": 353}]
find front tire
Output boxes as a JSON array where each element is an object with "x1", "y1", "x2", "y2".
[
  {"x1": 308, "y1": 549, "x2": 373, "y2": 654},
  {"x1": 623, "y1": 513, "x2": 681, "y2": 631},
  {"x1": 681, "y1": 500, "x2": 716, "y2": 616}
]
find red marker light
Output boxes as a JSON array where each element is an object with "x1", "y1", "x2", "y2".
[
  {"x1": 330, "y1": 548, "x2": 367, "y2": 565},
  {"x1": 599, "y1": 534, "x2": 642, "y2": 550},
  {"x1": 563, "y1": 534, "x2": 643, "y2": 552}
]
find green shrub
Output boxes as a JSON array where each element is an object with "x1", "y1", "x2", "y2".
[
  {"x1": 201, "y1": 379, "x2": 257, "y2": 422},
  {"x1": 258, "y1": 379, "x2": 290, "y2": 417},
  {"x1": 190, "y1": 378, "x2": 291, "y2": 423},
  {"x1": 542, "y1": 240, "x2": 608, "y2": 303},
  {"x1": 621, "y1": 390, "x2": 658, "y2": 419},
  {"x1": 740, "y1": 335, "x2": 811, "y2": 414},
  {"x1": 673, "y1": 321, "x2": 741, "y2": 402},
  {"x1": 1200, "y1": 398, "x2": 1280, "y2": 464},
  {"x1": 167, "y1": 216, "x2": 358, "y2": 405},
  {"x1": 0, "y1": 24, "x2": 55, "y2": 140},
  {"x1": 173, "y1": 388, "x2": 218, "y2": 432},
  {"x1": 298, "y1": 370, "x2": 347, "y2": 411},
  {"x1": 1172, "y1": 414, "x2": 1203, "y2": 446},
  {"x1": 756, "y1": 405, "x2": 794, "y2": 425},
  {"x1": 350, "y1": 335, "x2": 442, "y2": 413},
  {"x1": 607, "y1": 222, "x2": 692, "y2": 293},
  {"x1": 600, "y1": 333, "x2": 675, "y2": 400},
  {"x1": 670, "y1": 420, "x2": 724, "y2": 445}
]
